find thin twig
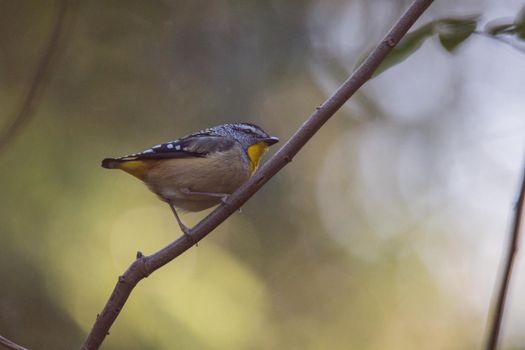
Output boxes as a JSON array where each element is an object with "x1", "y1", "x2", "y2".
[
  {"x1": 0, "y1": 335, "x2": 28, "y2": 350},
  {"x1": 0, "y1": 0, "x2": 71, "y2": 153},
  {"x1": 485, "y1": 159, "x2": 525, "y2": 350},
  {"x1": 81, "y1": 0, "x2": 434, "y2": 349}
]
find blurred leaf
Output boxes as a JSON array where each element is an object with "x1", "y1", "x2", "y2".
[
  {"x1": 436, "y1": 17, "x2": 478, "y2": 52},
  {"x1": 479, "y1": 7, "x2": 525, "y2": 54},
  {"x1": 485, "y1": 19, "x2": 516, "y2": 36},
  {"x1": 515, "y1": 4, "x2": 525, "y2": 39},
  {"x1": 483, "y1": 6, "x2": 525, "y2": 40},
  {"x1": 372, "y1": 22, "x2": 435, "y2": 77},
  {"x1": 365, "y1": 16, "x2": 479, "y2": 78}
]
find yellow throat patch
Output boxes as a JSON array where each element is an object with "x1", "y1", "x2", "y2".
[{"x1": 247, "y1": 142, "x2": 269, "y2": 175}]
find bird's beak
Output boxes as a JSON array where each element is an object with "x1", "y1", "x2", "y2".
[{"x1": 262, "y1": 136, "x2": 279, "y2": 146}]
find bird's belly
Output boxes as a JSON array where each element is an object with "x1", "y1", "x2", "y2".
[
  {"x1": 166, "y1": 195, "x2": 221, "y2": 212},
  {"x1": 144, "y1": 151, "x2": 249, "y2": 212}
]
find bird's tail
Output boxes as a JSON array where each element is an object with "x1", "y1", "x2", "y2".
[{"x1": 101, "y1": 158, "x2": 120, "y2": 169}]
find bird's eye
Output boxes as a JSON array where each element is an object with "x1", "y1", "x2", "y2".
[{"x1": 236, "y1": 124, "x2": 265, "y2": 138}]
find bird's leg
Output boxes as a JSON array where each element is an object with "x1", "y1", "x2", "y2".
[
  {"x1": 180, "y1": 189, "x2": 242, "y2": 212},
  {"x1": 180, "y1": 188, "x2": 230, "y2": 204},
  {"x1": 168, "y1": 202, "x2": 197, "y2": 245}
]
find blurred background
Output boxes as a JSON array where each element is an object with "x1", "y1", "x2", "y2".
[{"x1": 1, "y1": 0, "x2": 524, "y2": 349}]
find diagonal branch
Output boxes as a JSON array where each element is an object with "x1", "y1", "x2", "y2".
[
  {"x1": 81, "y1": 0, "x2": 434, "y2": 349},
  {"x1": 485, "y1": 157, "x2": 525, "y2": 350},
  {"x1": 0, "y1": 0, "x2": 72, "y2": 153},
  {"x1": 0, "y1": 334, "x2": 28, "y2": 350}
]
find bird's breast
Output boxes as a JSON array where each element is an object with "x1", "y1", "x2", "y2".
[{"x1": 247, "y1": 142, "x2": 269, "y2": 175}]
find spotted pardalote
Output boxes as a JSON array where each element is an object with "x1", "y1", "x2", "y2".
[{"x1": 102, "y1": 123, "x2": 279, "y2": 237}]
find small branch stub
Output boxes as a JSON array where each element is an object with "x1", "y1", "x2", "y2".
[{"x1": 385, "y1": 37, "x2": 397, "y2": 47}]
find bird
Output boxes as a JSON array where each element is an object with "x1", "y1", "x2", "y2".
[{"x1": 101, "y1": 123, "x2": 279, "y2": 239}]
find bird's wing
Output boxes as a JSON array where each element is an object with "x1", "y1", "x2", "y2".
[{"x1": 107, "y1": 135, "x2": 236, "y2": 162}]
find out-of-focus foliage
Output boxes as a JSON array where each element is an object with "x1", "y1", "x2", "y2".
[
  {"x1": 436, "y1": 17, "x2": 478, "y2": 52},
  {"x1": 362, "y1": 5, "x2": 525, "y2": 79},
  {"x1": 367, "y1": 11, "x2": 525, "y2": 78},
  {"x1": 1, "y1": 0, "x2": 525, "y2": 350},
  {"x1": 485, "y1": 4, "x2": 525, "y2": 39}
]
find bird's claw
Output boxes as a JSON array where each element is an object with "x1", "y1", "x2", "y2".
[{"x1": 182, "y1": 228, "x2": 198, "y2": 247}]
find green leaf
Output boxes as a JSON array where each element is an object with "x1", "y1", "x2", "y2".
[
  {"x1": 357, "y1": 16, "x2": 479, "y2": 79},
  {"x1": 483, "y1": 6, "x2": 525, "y2": 40},
  {"x1": 436, "y1": 17, "x2": 478, "y2": 52},
  {"x1": 484, "y1": 20, "x2": 515, "y2": 36},
  {"x1": 514, "y1": 4, "x2": 525, "y2": 39},
  {"x1": 371, "y1": 22, "x2": 435, "y2": 77}
]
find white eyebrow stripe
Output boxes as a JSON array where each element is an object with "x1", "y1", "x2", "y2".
[
  {"x1": 238, "y1": 124, "x2": 263, "y2": 136},
  {"x1": 142, "y1": 149, "x2": 154, "y2": 153},
  {"x1": 152, "y1": 144, "x2": 162, "y2": 149}
]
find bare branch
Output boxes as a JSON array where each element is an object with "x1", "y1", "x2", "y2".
[
  {"x1": 0, "y1": 335, "x2": 28, "y2": 350},
  {"x1": 0, "y1": 0, "x2": 72, "y2": 153},
  {"x1": 485, "y1": 158, "x2": 525, "y2": 350},
  {"x1": 81, "y1": 0, "x2": 434, "y2": 349}
]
